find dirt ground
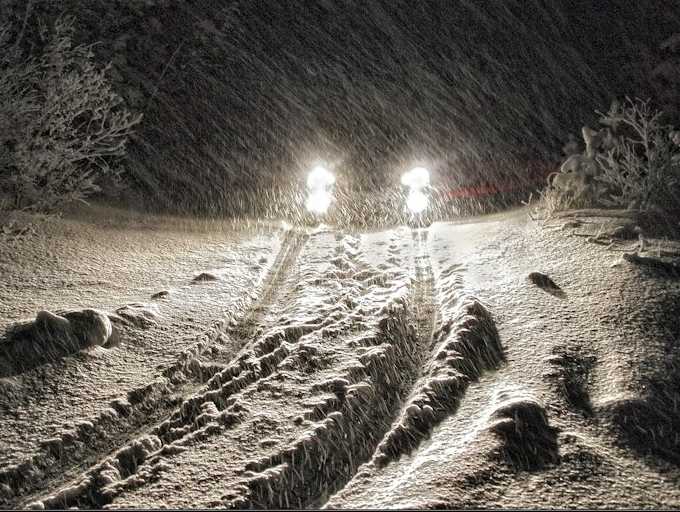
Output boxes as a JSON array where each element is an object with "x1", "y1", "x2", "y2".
[{"x1": 1, "y1": 202, "x2": 679, "y2": 509}]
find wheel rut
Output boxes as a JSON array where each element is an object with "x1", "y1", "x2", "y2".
[
  {"x1": 2, "y1": 229, "x2": 308, "y2": 509},
  {"x1": 11, "y1": 226, "x2": 505, "y2": 510}
]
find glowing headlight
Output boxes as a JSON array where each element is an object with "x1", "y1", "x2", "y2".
[
  {"x1": 307, "y1": 166, "x2": 335, "y2": 190},
  {"x1": 306, "y1": 190, "x2": 333, "y2": 214},
  {"x1": 401, "y1": 167, "x2": 430, "y2": 189},
  {"x1": 406, "y1": 189, "x2": 429, "y2": 213},
  {"x1": 306, "y1": 166, "x2": 335, "y2": 214},
  {"x1": 402, "y1": 167, "x2": 430, "y2": 214}
]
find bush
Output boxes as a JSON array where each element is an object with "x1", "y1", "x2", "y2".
[
  {"x1": 543, "y1": 98, "x2": 680, "y2": 214},
  {"x1": 0, "y1": 14, "x2": 141, "y2": 216}
]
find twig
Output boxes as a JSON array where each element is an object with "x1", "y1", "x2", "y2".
[{"x1": 556, "y1": 209, "x2": 639, "y2": 219}]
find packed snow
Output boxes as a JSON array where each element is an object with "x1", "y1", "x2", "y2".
[{"x1": 1, "y1": 203, "x2": 679, "y2": 509}]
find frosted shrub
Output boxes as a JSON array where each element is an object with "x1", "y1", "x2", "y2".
[
  {"x1": 0, "y1": 15, "x2": 141, "y2": 217},
  {"x1": 595, "y1": 98, "x2": 680, "y2": 210},
  {"x1": 544, "y1": 98, "x2": 680, "y2": 213}
]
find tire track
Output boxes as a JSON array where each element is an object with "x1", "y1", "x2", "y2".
[
  {"x1": 2, "y1": 229, "x2": 308, "y2": 509},
  {"x1": 325, "y1": 228, "x2": 506, "y2": 509},
  {"x1": 16, "y1": 226, "x2": 505, "y2": 510},
  {"x1": 63, "y1": 229, "x2": 418, "y2": 510},
  {"x1": 21, "y1": 228, "x2": 343, "y2": 510},
  {"x1": 363, "y1": 231, "x2": 506, "y2": 471},
  {"x1": 177, "y1": 228, "x2": 310, "y2": 379},
  {"x1": 412, "y1": 229, "x2": 441, "y2": 358},
  {"x1": 214, "y1": 228, "x2": 427, "y2": 510},
  {"x1": 201, "y1": 228, "x2": 439, "y2": 509}
]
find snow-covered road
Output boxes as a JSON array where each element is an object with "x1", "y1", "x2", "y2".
[{"x1": 1, "y1": 206, "x2": 679, "y2": 509}]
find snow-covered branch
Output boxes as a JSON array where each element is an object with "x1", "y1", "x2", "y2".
[{"x1": 0, "y1": 14, "x2": 142, "y2": 216}]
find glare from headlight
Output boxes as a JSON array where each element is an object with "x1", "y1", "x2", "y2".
[
  {"x1": 402, "y1": 167, "x2": 430, "y2": 214},
  {"x1": 407, "y1": 189, "x2": 429, "y2": 213},
  {"x1": 306, "y1": 189, "x2": 333, "y2": 213},
  {"x1": 307, "y1": 166, "x2": 335, "y2": 190},
  {"x1": 401, "y1": 167, "x2": 430, "y2": 190},
  {"x1": 306, "y1": 166, "x2": 335, "y2": 214}
]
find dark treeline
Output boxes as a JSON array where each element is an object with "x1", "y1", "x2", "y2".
[{"x1": 2, "y1": 0, "x2": 677, "y2": 216}]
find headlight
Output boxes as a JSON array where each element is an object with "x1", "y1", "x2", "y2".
[
  {"x1": 401, "y1": 167, "x2": 430, "y2": 189},
  {"x1": 306, "y1": 189, "x2": 333, "y2": 214},
  {"x1": 406, "y1": 189, "x2": 429, "y2": 213},
  {"x1": 402, "y1": 167, "x2": 430, "y2": 213},
  {"x1": 306, "y1": 166, "x2": 335, "y2": 214},
  {"x1": 307, "y1": 166, "x2": 335, "y2": 190}
]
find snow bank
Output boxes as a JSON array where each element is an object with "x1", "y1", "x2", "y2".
[{"x1": 1, "y1": 309, "x2": 113, "y2": 377}]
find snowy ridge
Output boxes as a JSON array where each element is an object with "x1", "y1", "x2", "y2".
[{"x1": 372, "y1": 261, "x2": 505, "y2": 467}]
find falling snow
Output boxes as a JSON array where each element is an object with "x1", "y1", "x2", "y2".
[{"x1": 1, "y1": 0, "x2": 680, "y2": 509}]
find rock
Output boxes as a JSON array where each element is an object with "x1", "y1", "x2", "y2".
[
  {"x1": 9, "y1": 308, "x2": 114, "y2": 356},
  {"x1": 528, "y1": 272, "x2": 566, "y2": 299},
  {"x1": 193, "y1": 272, "x2": 220, "y2": 282},
  {"x1": 60, "y1": 309, "x2": 113, "y2": 348}
]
